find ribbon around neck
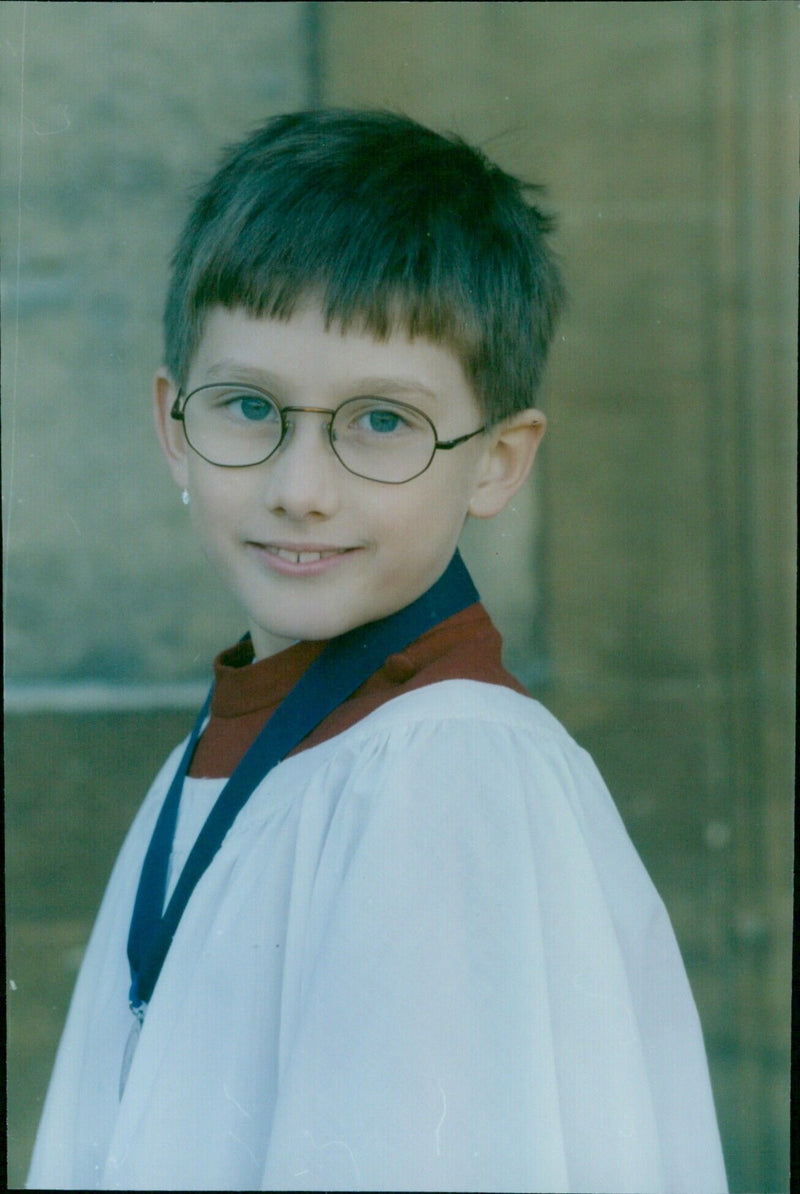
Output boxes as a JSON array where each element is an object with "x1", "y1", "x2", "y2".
[{"x1": 126, "y1": 551, "x2": 479, "y2": 1012}]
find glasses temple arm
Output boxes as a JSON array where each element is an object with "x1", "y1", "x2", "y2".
[
  {"x1": 434, "y1": 425, "x2": 487, "y2": 451},
  {"x1": 170, "y1": 393, "x2": 185, "y2": 421}
]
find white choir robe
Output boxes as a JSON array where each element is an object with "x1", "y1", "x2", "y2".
[{"x1": 27, "y1": 681, "x2": 728, "y2": 1192}]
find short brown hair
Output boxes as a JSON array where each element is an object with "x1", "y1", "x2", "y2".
[{"x1": 164, "y1": 109, "x2": 565, "y2": 422}]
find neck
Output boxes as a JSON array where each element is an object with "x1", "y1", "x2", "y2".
[{"x1": 250, "y1": 629, "x2": 300, "y2": 662}]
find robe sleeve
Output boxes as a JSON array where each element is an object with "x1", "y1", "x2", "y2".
[{"x1": 259, "y1": 708, "x2": 728, "y2": 1193}]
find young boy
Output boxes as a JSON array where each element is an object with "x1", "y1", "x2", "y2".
[{"x1": 28, "y1": 110, "x2": 727, "y2": 1192}]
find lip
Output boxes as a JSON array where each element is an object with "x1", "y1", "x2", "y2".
[{"x1": 246, "y1": 541, "x2": 362, "y2": 577}]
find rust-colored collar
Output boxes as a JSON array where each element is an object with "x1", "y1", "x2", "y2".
[{"x1": 189, "y1": 603, "x2": 526, "y2": 778}]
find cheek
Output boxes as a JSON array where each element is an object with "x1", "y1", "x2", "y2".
[
  {"x1": 189, "y1": 463, "x2": 248, "y2": 514},
  {"x1": 187, "y1": 475, "x2": 247, "y2": 549},
  {"x1": 419, "y1": 459, "x2": 479, "y2": 525},
  {"x1": 369, "y1": 474, "x2": 473, "y2": 562}
]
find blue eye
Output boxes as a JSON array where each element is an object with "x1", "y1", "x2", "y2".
[
  {"x1": 359, "y1": 408, "x2": 404, "y2": 434},
  {"x1": 227, "y1": 394, "x2": 277, "y2": 422},
  {"x1": 240, "y1": 397, "x2": 272, "y2": 421}
]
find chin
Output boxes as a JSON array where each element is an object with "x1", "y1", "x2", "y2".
[{"x1": 252, "y1": 610, "x2": 357, "y2": 644}]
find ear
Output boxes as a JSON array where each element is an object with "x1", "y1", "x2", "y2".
[
  {"x1": 153, "y1": 368, "x2": 189, "y2": 489},
  {"x1": 468, "y1": 409, "x2": 547, "y2": 519}
]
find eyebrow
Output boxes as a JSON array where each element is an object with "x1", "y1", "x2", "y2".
[{"x1": 202, "y1": 360, "x2": 440, "y2": 404}]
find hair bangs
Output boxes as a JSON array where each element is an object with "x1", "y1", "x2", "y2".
[{"x1": 181, "y1": 189, "x2": 484, "y2": 376}]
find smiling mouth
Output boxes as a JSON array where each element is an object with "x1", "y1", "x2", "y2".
[{"x1": 261, "y1": 546, "x2": 356, "y2": 565}]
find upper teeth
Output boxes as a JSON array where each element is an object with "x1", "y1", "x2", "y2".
[{"x1": 273, "y1": 548, "x2": 343, "y2": 564}]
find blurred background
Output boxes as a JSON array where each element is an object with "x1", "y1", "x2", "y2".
[{"x1": 2, "y1": 3, "x2": 796, "y2": 1189}]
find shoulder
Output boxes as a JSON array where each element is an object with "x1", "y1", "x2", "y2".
[
  {"x1": 319, "y1": 679, "x2": 602, "y2": 805},
  {"x1": 272, "y1": 682, "x2": 666, "y2": 978},
  {"x1": 282, "y1": 680, "x2": 615, "y2": 846},
  {"x1": 297, "y1": 681, "x2": 649, "y2": 893},
  {"x1": 210, "y1": 678, "x2": 647, "y2": 919},
  {"x1": 330, "y1": 678, "x2": 573, "y2": 749}
]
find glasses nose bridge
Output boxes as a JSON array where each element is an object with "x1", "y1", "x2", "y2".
[
  {"x1": 281, "y1": 403, "x2": 336, "y2": 422},
  {"x1": 272, "y1": 403, "x2": 340, "y2": 471},
  {"x1": 279, "y1": 403, "x2": 337, "y2": 444}
]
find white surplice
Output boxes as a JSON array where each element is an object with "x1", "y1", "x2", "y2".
[{"x1": 27, "y1": 681, "x2": 728, "y2": 1192}]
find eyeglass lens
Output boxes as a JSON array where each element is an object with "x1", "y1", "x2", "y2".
[{"x1": 181, "y1": 384, "x2": 438, "y2": 483}]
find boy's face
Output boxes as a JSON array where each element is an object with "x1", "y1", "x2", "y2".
[{"x1": 156, "y1": 304, "x2": 522, "y2": 653}]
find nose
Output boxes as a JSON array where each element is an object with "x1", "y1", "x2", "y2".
[{"x1": 259, "y1": 409, "x2": 341, "y2": 520}]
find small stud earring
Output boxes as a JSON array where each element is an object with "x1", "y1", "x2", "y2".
[{"x1": 181, "y1": 489, "x2": 190, "y2": 506}]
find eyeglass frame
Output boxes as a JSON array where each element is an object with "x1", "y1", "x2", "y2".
[{"x1": 170, "y1": 383, "x2": 489, "y2": 484}]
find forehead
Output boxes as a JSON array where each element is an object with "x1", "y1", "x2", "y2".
[{"x1": 190, "y1": 305, "x2": 478, "y2": 414}]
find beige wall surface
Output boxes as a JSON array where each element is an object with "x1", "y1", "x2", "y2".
[
  {"x1": 3, "y1": 4, "x2": 796, "y2": 1192},
  {"x1": 1, "y1": 1, "x2": 312, "y2": 685}
]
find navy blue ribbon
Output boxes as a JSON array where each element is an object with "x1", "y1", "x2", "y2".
[{"x1": 126, "y1": 551, "x2": 479, "y2": 1011}]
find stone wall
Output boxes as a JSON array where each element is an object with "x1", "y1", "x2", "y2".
[{"x1": 1, "y1": 1, "x2": 312, "y2": 684}]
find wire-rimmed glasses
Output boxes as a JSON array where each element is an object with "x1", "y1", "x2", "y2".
[{"x1": 171, "y1": 383, "x2": 487, "y2": 484}]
